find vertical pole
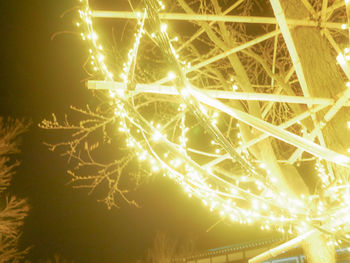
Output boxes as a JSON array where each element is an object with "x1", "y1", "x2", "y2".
[{"x1": 345, "y1": 0, "x2": 350, "y2": 41}]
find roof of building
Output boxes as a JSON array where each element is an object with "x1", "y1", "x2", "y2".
[{"x1": 172, "y1": 237, "x2": 283, "y2": 262}]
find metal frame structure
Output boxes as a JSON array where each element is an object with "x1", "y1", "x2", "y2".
[
  {"x1": 88, "y1": 0, "x2": 350, "y2": 168},
  {"x1": 78, "y1": 0, "x2": 350, "y2": 261}
]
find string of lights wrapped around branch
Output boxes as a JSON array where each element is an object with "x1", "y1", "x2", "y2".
[{"x1": 76, "y1": 0, "x2": 350, "y2": 245}]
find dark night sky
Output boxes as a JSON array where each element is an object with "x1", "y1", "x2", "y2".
[{"x1": 0, "y1": 1, "x2": 276, "y2": 262}]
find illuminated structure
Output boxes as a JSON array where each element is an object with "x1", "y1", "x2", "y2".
[{"x1": 42, "y1": 0, "x2": 350, "y2": 262}]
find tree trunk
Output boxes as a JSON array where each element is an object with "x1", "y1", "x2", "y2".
[{"x1": 274, "y1": 0, "x2": 350, "y2": 262}]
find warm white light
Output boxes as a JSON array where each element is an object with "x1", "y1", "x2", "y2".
[
  {"x1": 76, "y1": 0, "x2": 350, "y2": 238},
  {"x1": 160, "y1": 24, "x2": 167, "y2": 33},
  {"x1": 98, "y1": 54, "x2": 104, "y2": 62},
  {"x1": 337, "y1": 54, "x2": 346, "y2": 65},
  {"x1": 152, "y1": 131, "x2": 163, "y2": 141},
  {"x1": 168, "y1": 71, "x2": 176, "y2": 80}
]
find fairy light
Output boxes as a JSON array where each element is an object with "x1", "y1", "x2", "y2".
[
  {"x1": 315, "y1": 158, "x2": 331, "y2": 187},
  {"x1": 160, "y1": 23, "x2": 167, "y2": 33},
  {"x1": 179, "y1": 103, "x2": 188, "y2": 153},
  {"x1": 211, "y1": 111, "x2": 219, "y2": 126},
  {"x1": 75, "y1": 0, "x2": 350, "y2": 239},
  {"x1": 168, "y1": 71, "x2": 176, "y2": 80}
]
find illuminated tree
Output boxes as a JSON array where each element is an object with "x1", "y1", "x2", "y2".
[
  {"x1": 0, "y1": 118, "x2": 30, "y2": 262},
  {"x1": 138, "y1": 232, "x2": 196, "y2": 263},
  {"x1": 41, "y1": 0, "x2": 350, "y2": 262}
]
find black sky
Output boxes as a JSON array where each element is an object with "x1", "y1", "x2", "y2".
[{"x1": 0, "y1": 1, "x2": 276, "y2": 262}]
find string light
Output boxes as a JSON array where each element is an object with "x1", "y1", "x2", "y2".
[{"x1": 75, "y1": 0, "x2": 350, "y2": 240}]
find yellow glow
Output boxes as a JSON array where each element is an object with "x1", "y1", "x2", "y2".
[
  {"x1": 168, "y1": 71, "x2": 176, "y2": 80},
  {"x1": 160, "y1": 24, "x2": 167, "y2": 33},
  {"x1": 76, "y1": 0, "x2": 350, "y2": 238}
]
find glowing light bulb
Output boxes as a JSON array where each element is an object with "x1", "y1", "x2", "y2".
[
  {"x1": 152, "y1": 131, "x2": 163, "y2": 141},
  {"x1": 160, "y1": 24, "x2": 167, "y2": 33},
  {"x1": 98, "y1": 54, "x2": 104, "y2": 62},
  {"x1": 168, "y1": 71, "x2": 176, "y2": 80}
]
